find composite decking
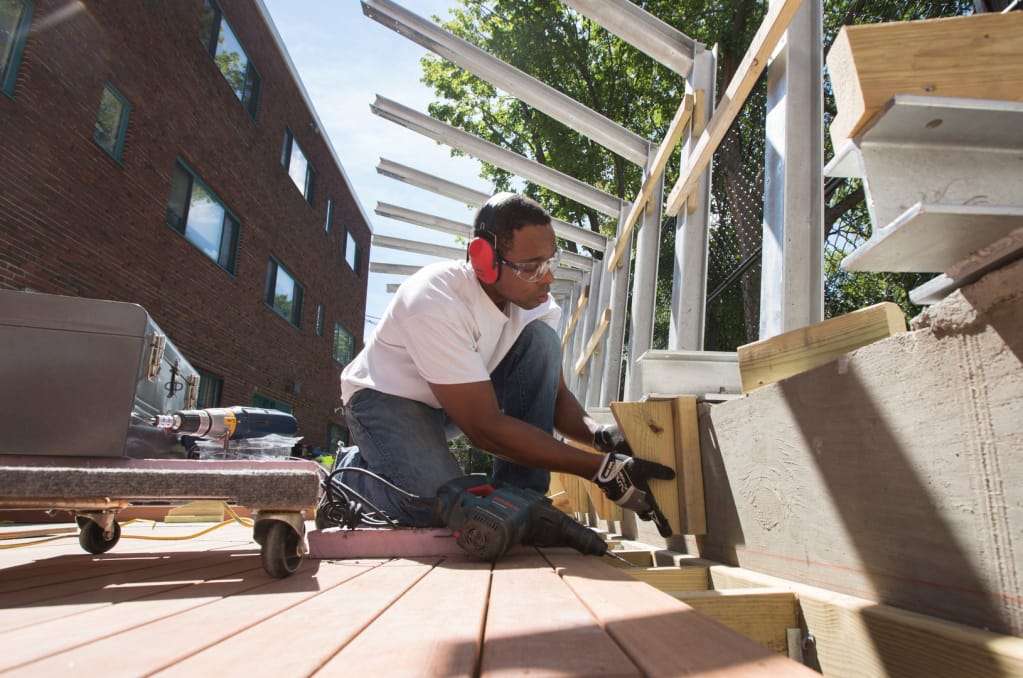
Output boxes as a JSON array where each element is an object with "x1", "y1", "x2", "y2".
[{"x1": 0, "y1": 520, "x2": 814, "y2": 677}]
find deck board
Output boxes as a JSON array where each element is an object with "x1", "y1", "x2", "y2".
[{"x1": 0, "y1": 521, "x2": 815, "y2": 676}]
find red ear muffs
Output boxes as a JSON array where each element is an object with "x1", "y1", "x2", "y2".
[{"x1": 468, "y1": 236, "x2": 500, "y2": 284}]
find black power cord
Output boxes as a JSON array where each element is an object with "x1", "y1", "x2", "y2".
[{"x1": 317, "y1": 466, "x2": 432, "y2": 530}]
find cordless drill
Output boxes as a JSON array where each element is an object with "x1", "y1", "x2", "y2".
[
  {"x1": 432, "y1": 475, "x2": 608, "y2": 561},
  {"x1": 152, "y1": 406, "x2": 298, "y2": 440}
]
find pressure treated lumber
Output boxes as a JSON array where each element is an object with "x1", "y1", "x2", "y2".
[
  {"x1": 699, "y1": 258, "x2": 1023, "y2": 637},
  {"x1": 736, "y1": 301, "x2": 906, "y2": 393},
  {"x1": 622, "y1": 564, "x2": 710, "y2": 592},
  {"x1": 669, "y1": 588, "x2": 798, "y2": 655},
  {"x1": 574, "y1": 307, "x2": 612, "y2": 375},
  {"x1": 546, "y1": 552, "x2": 819, "y2": 676},
  {"x1": 563, "y1": 440, "x2": 622, "y2": 521},
  {"x1": 560, "y1": 284, "x2": 589, "y2": 348},
  {"x1": 826, "y1": 11, "x2": 1023, "y2": 147},
  {"x1": 611, "y1": 397, "x2": 707, "y2": 535},
  {"x1": 709, "y1": 565, "x2": 1023, "y2": 678}
]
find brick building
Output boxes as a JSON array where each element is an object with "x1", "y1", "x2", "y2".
[{"x1": 0, "y1": 0, "x2": 371, "y2": 452}]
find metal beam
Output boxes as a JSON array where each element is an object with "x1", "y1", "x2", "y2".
[
  {"x1": 372, "y1": 96, "x2": 623, "y2": 218},
  {"x1": 560, "y1": 0, "x2": 700, "y2": 77},
  {"x1": 372, "y1": 234, "x2": 464, "y2": 260},
  {"x1": 375, "y1": 202, "x2": 470, "y2": 239},
  {"x1": 377, "y1": 159, "x2": 609, "y2": 252},
  {"x1": 759, "y1": 0, "x2": 824, "y2": 338},
  {"x1": 370, "y1": 262, "x2": 421, "y2": 276},
  {"x1": 362, "y1": 0, "x2": 649, "y2": 166}
]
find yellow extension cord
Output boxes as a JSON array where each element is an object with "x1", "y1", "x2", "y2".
[{"x1": 0, "y1": 503, "x2": 255, "y2": 549}]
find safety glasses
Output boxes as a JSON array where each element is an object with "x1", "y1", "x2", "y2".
[{"x1": 500, "y1": 250, "x2": 561, "y2": 283}]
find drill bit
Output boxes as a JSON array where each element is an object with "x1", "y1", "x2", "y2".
[{"x1": 605, "y1": 550, "x2": 634, "y2": 566}]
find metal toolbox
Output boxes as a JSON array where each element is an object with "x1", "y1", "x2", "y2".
[{"x1": 0, "y1": 289, "x2": 198, "y2": 456}]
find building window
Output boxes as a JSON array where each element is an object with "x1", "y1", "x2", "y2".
[
  {"x1": 281, "y1": 128, "x2": 315, "y2": 204},
  {"x1": 316, "y1": 304, "x2": 324, "y2": 337},
  {"x1": 252, "y1": 393, "x2": 292, "y2": 414},
  {"x1": 93, "y1": 83, "x2": 130, "y2": 161},
  {"x1": 195, "y1": 368, "x2": 223, "y2": 408},
  {"x1": 198, "y1": 0, "x2": 260, "y2": 118},
  {"x1": 325, "y1": 199, "x2": 334, "y2": 233},
  {"x1": 165, "y1": 160, "x2": 239, "y2": 274},
  {"x1": 333, "y1": 323, "x2": 354, "y2": 365},
  {"x1": 265, "y1": 257, "x2": 303, "y2": 327},
  {"x1": 0, "y1": 0, "x2": 32, "y2": 98},
  {"x1": 344, "y1": 226, "x2": 361, "y2": 274}
]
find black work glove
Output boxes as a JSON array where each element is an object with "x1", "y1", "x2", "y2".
[
  {"x1": 593, "y1": 453, "x2": 676, "y2": 537},
  {"x1": 592, "y1": 423, "x2": 632, "y2": 456}
]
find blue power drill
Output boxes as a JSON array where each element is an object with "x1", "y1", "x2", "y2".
[{"x1": 432, "y1": 475, "x2": 609, "y2": 561}]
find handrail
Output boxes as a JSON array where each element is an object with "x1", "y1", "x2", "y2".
[
  {"x1": 665, "y1": 0, "x2": 805, "y2": 217},
  {"x1": 607, "y1": 94, "x2": 694, "y2": 272},
  {"x1": 574, "y1": 308, "x2": 613, "y2": 375},
  {"x1": 561, "y1": 285, "x2": 590, "y2": 349}
]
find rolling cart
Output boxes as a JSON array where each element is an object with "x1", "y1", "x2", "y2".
[{"x1": 0, "y1": 290, "x2": 321, "y2": 577}]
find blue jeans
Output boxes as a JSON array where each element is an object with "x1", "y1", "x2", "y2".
[{"x1": 335, "y1": 320, "x2": 560, "y2": 526}]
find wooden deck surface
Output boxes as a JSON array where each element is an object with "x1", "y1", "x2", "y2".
[{"x1": 0, "y1": 520, "x2": 816, "y2": 677}]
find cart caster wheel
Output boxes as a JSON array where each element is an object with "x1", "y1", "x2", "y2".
[
  {"x1": 77, "y1": 518, "x2": 121, "y2": 554},
  {"x1": 261, "y1": 520, "x2": 302, "y2": 578}
]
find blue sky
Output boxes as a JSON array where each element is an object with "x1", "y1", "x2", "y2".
[{"x1": 261, "y1": 0, "x2": 493, "y2": 339}]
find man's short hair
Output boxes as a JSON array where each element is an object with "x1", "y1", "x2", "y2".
[{"x1": 473, "y1": 192, "x2": 551, "y2": 254}]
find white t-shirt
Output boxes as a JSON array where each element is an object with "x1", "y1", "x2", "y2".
[{"x1": 341, "y1": 260, "x2": 562, "y2": 408}]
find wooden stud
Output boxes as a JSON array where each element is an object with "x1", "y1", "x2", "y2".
[
  {"x1": 610, "y1": 400, "x2": 681, "y2": 534},
  {"x1": 736, "y1": 301, "x2": 906, "y2": 394},
  {"x1": 672, "y1": 395, "x2": 707, "y2": 535},
  {"x1": 709, "y1": 565, "x2": 1023, "y2": 678},
  {"x1": 668, "y1": 588, "x2": 798, "y2": 655},
  {"x1": 623, "y1": 565, "x2": 709, "y2": 592}
]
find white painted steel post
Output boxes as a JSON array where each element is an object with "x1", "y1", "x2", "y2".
[
  {"x1": 583, "y1": 262, "x2": 610, "y2": 408},
  {"x1": 624, "y1": 147, "x2": 664, "y2": 402},
  {"x1": 759, "y1": 0, "x2": 824, "y2": 338},
  {"x1": 600, "y1": 226, "x2": 633, "y2": 406},
  {"x1": 670, "y1": 47, "x2": 717, "y2": 351}
]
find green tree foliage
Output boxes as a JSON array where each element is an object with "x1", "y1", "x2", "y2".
[{"x1": 423, "y1": 0, "x2": 972, "y2": 350}]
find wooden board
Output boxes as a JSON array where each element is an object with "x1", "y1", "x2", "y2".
[
  {"x1": 736, "y1": 301, "x2": 906, "y2": 394},
  {"x1": 315, "y1": 558, "x2": 492, "y2": 676},
  {"x1": 564, "y1": 440, "x2": 622, "y2": 521},
  {"x1": 827, "y1": 11, "x2": 1023, "y2": 147},
  {"x1": 547, "y1": 552, "x2": 818, "y2": 676},
  {"x1": 482, "y1": 551, "x2": 639, "y2": 676},
  {"x1": 622, "y1": 565, "x2": 710, "y2": 592},
  {"x1": 699, "y1": 267, "x2": 1023, "y2": 637},
  {"x1": 673, "y1": 396, "x2": 707, "y2": 534},
  {"x1": 670, "y1": 588, "x2": 798, "y2": 655},
  {"x1": 609, "y1": 400, "x2": 682, "y2": 534},
  {"x1": 709, "y1": 565, "x2": 1023, "y2": 678}
]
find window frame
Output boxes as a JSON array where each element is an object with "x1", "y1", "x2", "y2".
[
  {"x1": 332, "y1": 322, "x2": 355, "y2": 366},
  {"x1": 251, "y1": 393, "x2": 292, "y2": 414},
  {"x1": 281, "y1": 127, "x2": 316, "y2": 204},
  {"x1": 165, "y1": 159, "x2": 240, "y2": 275},
  {"x1": 1, "y1": 0, "x2": 33, "y2": 99},
  {"x1": 92, "y1": 82, "x2": 131, "y2": 162},
  {"x1": 344, "y1": 225, "x2": 361, "y2": 275},
  {"x1": 195, "y1": 368, "x2": 224, "y2": 409},
  {"x1": 264, "y1": 256, "x2": 304, "y2": 328},
  {"x1": 315, "y1": 303, "x2": 324, "y2": 337},
  {"x1": 198, "y1": 0, "x2": 260, "y2": 119},
  {"x1": 325, "y1": 199, "x2": 334, "y2": 233}
]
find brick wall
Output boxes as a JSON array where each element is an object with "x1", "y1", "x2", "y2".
[{"x1": 0, "y1": 0, "x2": 370, "y2": 450}]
